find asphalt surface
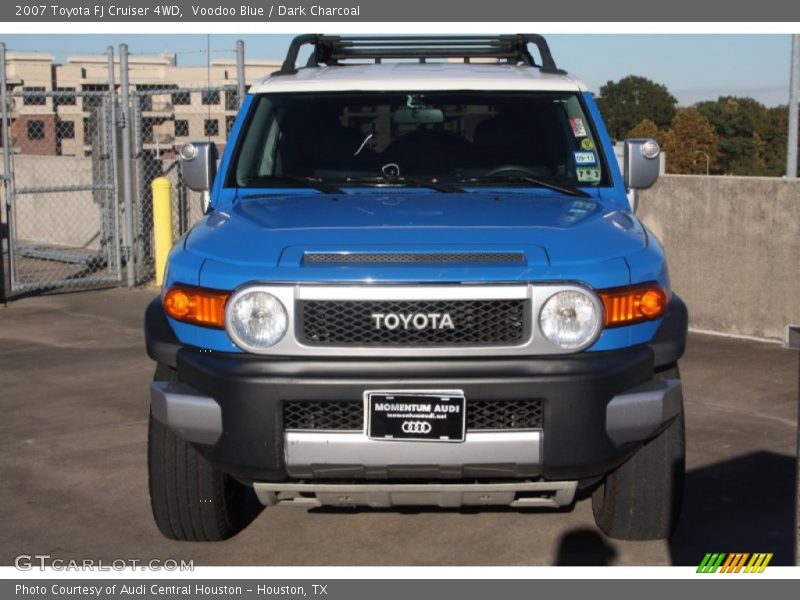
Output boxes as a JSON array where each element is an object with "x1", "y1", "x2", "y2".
[{"x1": 1, "y1": 288, "x2": 797, "y2": 566}]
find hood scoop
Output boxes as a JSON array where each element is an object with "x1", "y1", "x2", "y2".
[{"x1": 302, "y1": 251, "x2": 527, "y2": 267}]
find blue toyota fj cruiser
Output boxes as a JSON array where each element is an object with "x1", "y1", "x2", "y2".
[{"x1": 145, "y1": 34, "x2": 687, "y2": 542}]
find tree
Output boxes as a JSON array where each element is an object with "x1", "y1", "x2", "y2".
[
  {"x1": 761, "y1": 106, "x2": 789, "y2": 177},
  {"x1": 596, "y1": 76, "x2": 677, "y2": 141},
  {"x1": 696, "y1": 96, "x2": 769, "y2": 175},
  {"x1": 626, "y1": 118, "x2": 660, "y2": 140},
  {"x1": 660, "y1": 108, "x2": 718, "y2": 175}
]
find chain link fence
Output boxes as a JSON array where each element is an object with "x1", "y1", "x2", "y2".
[
  {"x1": 0, "y1": 41, "x2": 251, "y2": 297},
  {"x1": 2, "y1": 88, "x2": 123, "y2": 293},
  {"x1": 1, "y1": 72, "x2": 243, "y2": 295},
  {"x1": 130, "y1": 85, "x2": 233, "y2": 284}
]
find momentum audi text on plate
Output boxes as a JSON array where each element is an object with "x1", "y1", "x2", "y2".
[{"x1": 145, "y1": 34, "x2": 688, "y2": 541}]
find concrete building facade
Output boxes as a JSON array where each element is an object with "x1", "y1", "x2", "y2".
[{"x1": 1, "y1": 50, "x2": 281, "y2": 157}]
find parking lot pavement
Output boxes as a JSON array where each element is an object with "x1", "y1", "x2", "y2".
[{"x1": 0, "y1": 288, "x2": 796, "y2": 566}]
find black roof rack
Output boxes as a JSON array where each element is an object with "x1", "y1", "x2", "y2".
[{"x1": 273, "y1": 34, "x2": 566, "y2": 77}]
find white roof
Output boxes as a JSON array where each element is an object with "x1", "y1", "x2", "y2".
[{"x1": 249, "y1": 62, "x2": 588, "y2": 94}]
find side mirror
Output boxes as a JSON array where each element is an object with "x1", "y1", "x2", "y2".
[
  {"x1": 623, "y1": 138, "x2": 660, "y2": 190},
  {"x1": 178, "y1": 142, "x2": 218, "y2": 192}
]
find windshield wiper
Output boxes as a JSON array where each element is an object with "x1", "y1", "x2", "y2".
[
  {"x1": 344, "y1": 175, "x2": 465, "y2": 194},
  {"x1": 241, "y1": 175, "x2": 344, "y2": 194},
  {"x1": 459, "y1": 175, "x2": 591, "y2": 198}
]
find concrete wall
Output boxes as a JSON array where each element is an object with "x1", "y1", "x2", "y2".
[
  {"x1": 638, "y1": 175, "x2": 800, "y2": 340},
  {"x1": 11, "y1": 155, "x2": 103, "y2": 250}
]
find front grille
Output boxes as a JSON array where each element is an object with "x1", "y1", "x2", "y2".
[
  {"x1": 298, "y1": 299, "x2": 527, "y2": 346},
  {"x1": 283, "y1": 399, "x2": 543, "y2": 431},
  {"x1": 303, "y1": 252, "x2": 526, "y2": 266}
]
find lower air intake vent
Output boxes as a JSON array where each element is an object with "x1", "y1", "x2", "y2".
[
  {"x1": 283, "y1": 399, "x2": 543, "y2": 431},
  {"x1": 283, "y1": 401, "x2": 363, "y2": 431}
]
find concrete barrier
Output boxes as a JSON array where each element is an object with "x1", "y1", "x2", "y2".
[
  {"x1": 11, "y1": 154, "x2": 102, "y2": 249},
  {"x1": 638, "y1": 175, "x2": 800, "y2": 341}
]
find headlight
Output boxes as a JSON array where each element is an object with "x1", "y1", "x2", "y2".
[
  {"x1": 539, "y1": 290, "x2": 601, "y2": 350},
  {"x1": 226, "y1": 290, "x2": 288, "y2": 350}
]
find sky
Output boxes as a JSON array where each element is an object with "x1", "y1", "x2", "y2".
[{"x1": 1, "y1": 34, "x2": 793, "y2": 107}]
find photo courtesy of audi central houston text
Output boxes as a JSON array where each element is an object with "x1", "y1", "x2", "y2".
[{"x1": 148, "y1": 34, "x2": 684, "y2": 542}]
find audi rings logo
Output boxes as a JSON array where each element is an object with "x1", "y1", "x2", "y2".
[{"x1": 401, "y1": 421, "x2": 432, "y2": 434}]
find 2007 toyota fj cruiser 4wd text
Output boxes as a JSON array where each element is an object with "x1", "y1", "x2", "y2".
[{"x1": 145, "y1": 34, "x2": 687, "y2": 542}]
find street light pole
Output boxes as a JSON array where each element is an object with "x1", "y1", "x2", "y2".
[
  {"x1": 693, "y1": 150, "x2": 710, "y2": 176},
  {"x1": 788, "y1": 34, "x2": 799, "y2": 178}
]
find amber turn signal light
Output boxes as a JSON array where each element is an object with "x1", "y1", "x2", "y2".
[
  {"x1": 598, "y1": 283, "x2": 668, "y2": 328},
  {"x1": 162, "y1": 285, "x2": 231, "y2": 328}
]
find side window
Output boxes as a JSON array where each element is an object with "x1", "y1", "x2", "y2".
[
  {"x1": 258, "y1": 110, "x2": 282, "y2": 176},
  {"x1": 563, "y1": 96, "x2": 602, "y2": 186},
  {"x1": 234, "y1": 97, "x2": 276, "y2": 185}
]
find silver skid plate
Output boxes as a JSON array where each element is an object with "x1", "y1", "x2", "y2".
[{"x1": 253, "y1": 481, "x2": 578, "y2": 509}]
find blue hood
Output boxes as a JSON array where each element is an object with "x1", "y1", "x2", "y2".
[{"x1": 185, "y1": 191, "x2": 646, "y2": 268}]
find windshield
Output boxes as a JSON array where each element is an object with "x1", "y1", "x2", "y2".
[{"x1": 230, "y1": 91, "x2": 609, "y2": 189}]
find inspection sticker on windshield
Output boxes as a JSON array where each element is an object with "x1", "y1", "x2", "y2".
[
  {"x1": 569, "y1": 117, "x2": 587, "y2": 137},
  {"x1": 576, "y1": 167, "x2": 601, "y2": 183},
  {"x1": 573, "y1": 151, "x2": 597, "y2": 166},
  {"x1": 581, "y1": 138, "x2": 595, "y2": 150}
]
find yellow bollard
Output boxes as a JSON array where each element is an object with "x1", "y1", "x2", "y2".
[{"x1": 152, "y1": 177, "x2": 173, "y2": 287}]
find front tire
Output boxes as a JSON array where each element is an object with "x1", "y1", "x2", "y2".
[
  {"x1": 591, "y1": 364, "x2": 685, "y2": 540},
  {"x1": 148, "y1": 363, "x2": 263, "y2": 541}
]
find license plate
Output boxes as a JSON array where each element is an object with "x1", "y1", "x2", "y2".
[{"x1": 366, "y1": 390, "x2": 466, "y2": 442}]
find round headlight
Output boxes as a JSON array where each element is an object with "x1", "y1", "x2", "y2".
[
  {"x1": 227, "y1": 290, "x2": 288, "y2": 350},
  {"x1": 539, "y1": 290, "x2": 601, "y2": 350}
]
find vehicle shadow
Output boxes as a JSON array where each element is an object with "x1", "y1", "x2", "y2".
[
  {"x1": 554, "y1": 528, "x2": 617, "y2": 565},
  {"x1": 668, "y1": 451, "x2": 795, "y2": 566},
  {"x1": 305, "y1": 452, "x2": 796, "y2": 566}
]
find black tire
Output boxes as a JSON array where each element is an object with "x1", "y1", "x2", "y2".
[
  {"x1": 591, "y1": 363, "x2": 685, "y2": 540},
  {"x1": 148, "y1": 363, "x2": 263, "y2": 541}
]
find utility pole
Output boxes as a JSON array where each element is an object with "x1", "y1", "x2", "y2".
[
  {"x1": 788, "y1": 34, "x2": 799, "y2": 178},
  {"x1": 236, "y1": 40, "x2": 246, "y2": 109}
]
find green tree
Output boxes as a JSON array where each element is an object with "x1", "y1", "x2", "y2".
[
  {"x1": 596, "y1": 76, "x2": 677, "y2": 141},
  {"x1": 660, "y1": 108, "x2": 718, "y2": 175},
  {"x1": 696, "y1": 96, "x2": 769, "y2": 175},
  {"x1": 761, "y1": 105, "x2": 789, "y2": 177}
]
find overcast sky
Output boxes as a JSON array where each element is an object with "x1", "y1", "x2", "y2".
[{"x1": 2, "y1": 34, "x2": 793, "y2": 107}]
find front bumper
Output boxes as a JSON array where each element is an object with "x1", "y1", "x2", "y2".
[
  {"x1": 149, "y1": 349, "x2": 681, "y2": 486},
  {"x1": 146, "y1": 295, "x2": 686, "y2": 485}
]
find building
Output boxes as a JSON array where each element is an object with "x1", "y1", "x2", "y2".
[{"x1": 1, "y1": 50, "x2": 281, "y2": 157}]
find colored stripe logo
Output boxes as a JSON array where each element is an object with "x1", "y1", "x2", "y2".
[{"x1": 697, "y1": 552, "x2": 773, "y2": 573}]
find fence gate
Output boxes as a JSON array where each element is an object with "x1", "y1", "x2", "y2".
[{"x1": 3, "y1": 89, "x2": 122, "y2": 294}]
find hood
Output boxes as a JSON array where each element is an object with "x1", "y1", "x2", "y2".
[{"x1": 184, "y1": 191, "x2": 646, "y2": 268}]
